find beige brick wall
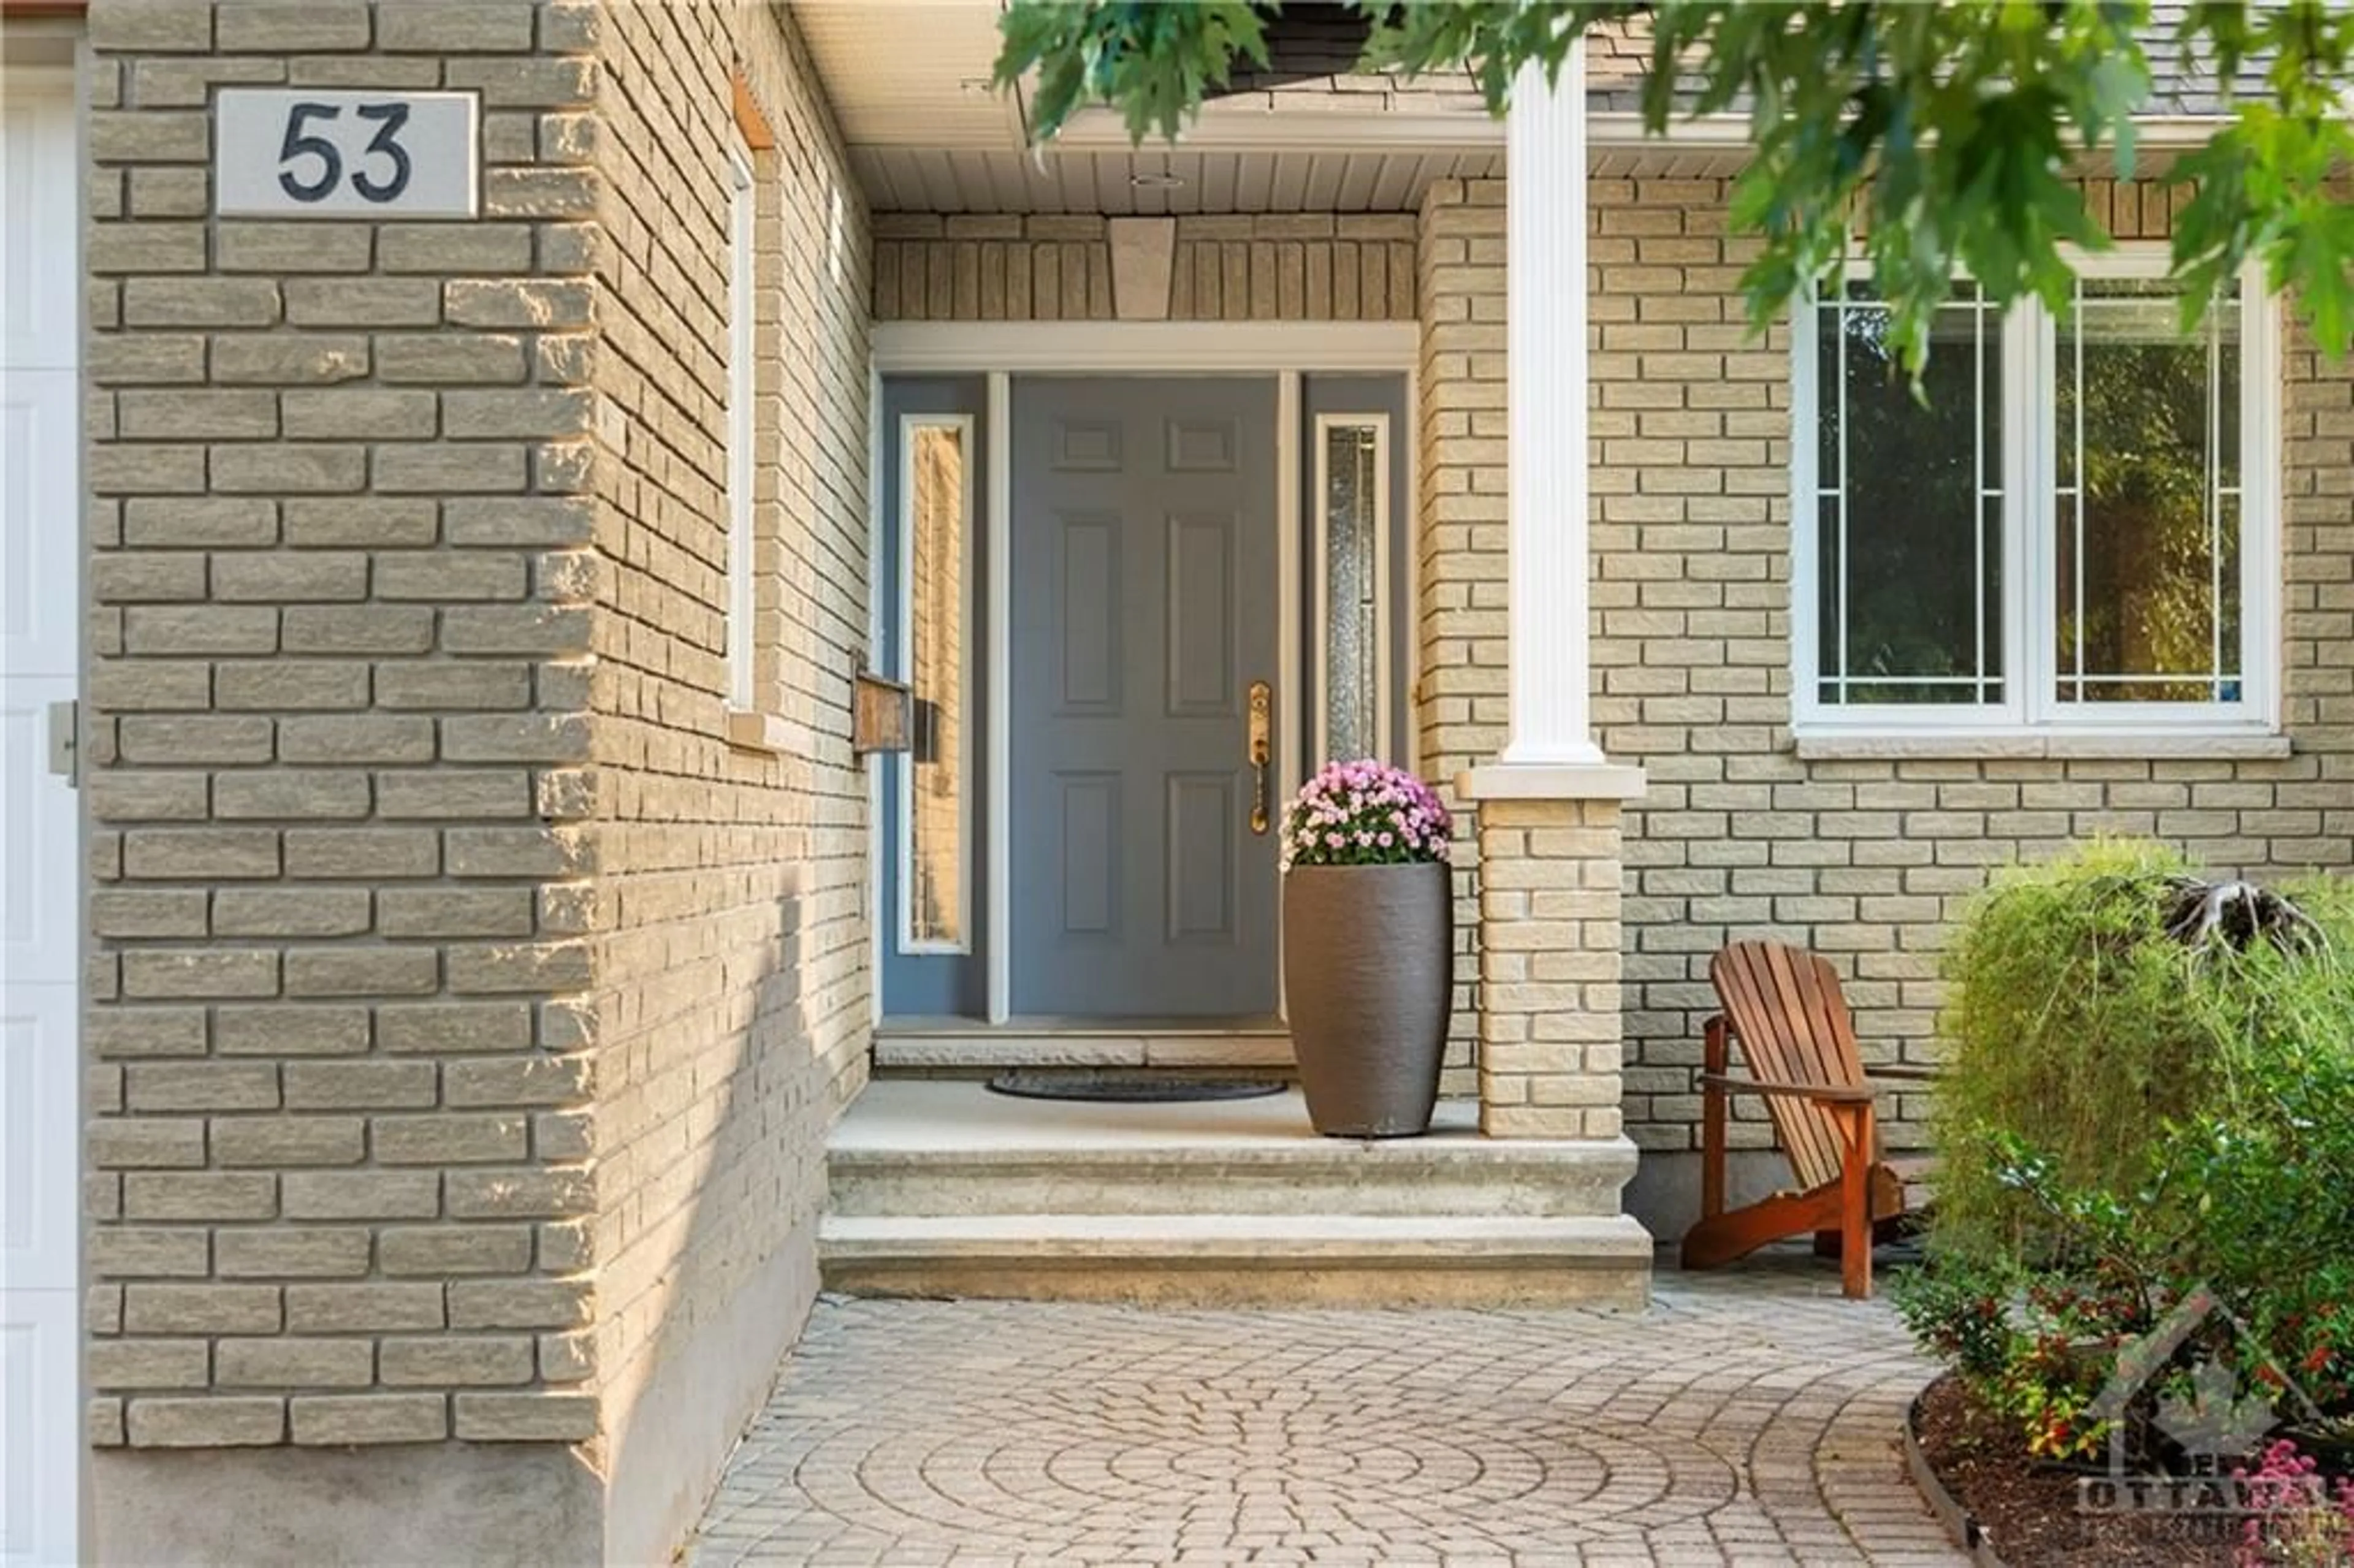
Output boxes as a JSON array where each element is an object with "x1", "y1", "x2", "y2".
[
  {"x1": 1412, "y1": 166, "x2": 2354, "y2": 1190},
  {"x1": 1416, "y1": 180, "x2": 1504, "y2": 1086},
  {"x1": 82, "y1": 0, "x2": 603, "y2": 1453},
  {"x1": 587, "y1": 4, "x2": 872, "y2": 1557},
  {"x1": 80, "y1": 8, "x2": 874, "y2": 1543},
  {"x1": 1414, "y1": 181, "x2": 1506, "y2": 788},
  {"x1": 872, "y1": 212, "x2": 1417, "y2": 321}
]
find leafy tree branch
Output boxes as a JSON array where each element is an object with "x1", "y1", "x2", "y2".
[{"x1": 994, "y1": 1, "x2": 2354, "y2": 376}]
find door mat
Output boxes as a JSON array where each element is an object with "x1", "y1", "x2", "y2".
[{"x1": 985, "y1": 1070, "x2": 1287, "y2": 1103}]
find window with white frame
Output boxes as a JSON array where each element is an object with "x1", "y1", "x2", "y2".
[
  {"x1": 724, "y1": 142, "x2": 756, "y2": 712},
  {"x1": 1794, "y1": 253, "x2": 2277, "y2": 734}
]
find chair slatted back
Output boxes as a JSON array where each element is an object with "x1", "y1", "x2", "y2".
[{"x1": 1709, "y1": 941, "x2": 1868, "y2": 1193}]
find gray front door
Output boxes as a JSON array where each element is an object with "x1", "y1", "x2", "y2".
[{"x1": 1010, "y1": 377, "x2": 1281, "y2": 1018}]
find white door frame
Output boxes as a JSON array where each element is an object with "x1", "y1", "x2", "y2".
[
  {"x1": 872, "y1": 321, "x2": 1420, "y2": 1026},
  {"x1": 1, "y1": 58, "x2": 83, "y2": 1568}
]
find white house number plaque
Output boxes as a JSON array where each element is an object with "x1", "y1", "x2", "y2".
[{"x1": 215, "y1": 89, "x2": 480, "y2": 219}]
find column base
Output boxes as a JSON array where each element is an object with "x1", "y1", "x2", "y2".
[{"x1": 1458, "y1": 762, "x2": 1647, "y2": 802}]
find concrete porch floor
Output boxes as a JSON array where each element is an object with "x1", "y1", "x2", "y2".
[
  {"x1": 687, "y1": 1263, "x2": 1964, "y2": 1566},
  {"x1": 834, "y1": 1076, "x2": 1396, "y2": 1149}
]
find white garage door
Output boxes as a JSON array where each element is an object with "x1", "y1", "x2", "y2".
[{"x1": 0, "y1": 74, "x2": 82, "y2": 1568}]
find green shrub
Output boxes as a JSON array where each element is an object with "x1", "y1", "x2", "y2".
[
  {"x1": 1935, "y1": 1047, "x2": 2354, "y2": 1467},
  {"x1": 1932, "y1": 839, "x2": 2354, "y2": 1263},
  {"x1": 1889, "y1": 1255, "x2": 2015, "y2": 1384},
  {"x1": 1900, "y1": 840, "x2": 2354, "y2": 1474},
  {"x1": 1889, "y1": 1249, "x2": 2149, "y2": 1463},
  {"x1": 2157, "y1": 1037, "x2": 2354, "y2": 1412},
  {"x1": 1935, "y1": 839, "x2": 2212, "y2": 1257}
]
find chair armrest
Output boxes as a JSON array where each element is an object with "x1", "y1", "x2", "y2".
[{"x1": 1697, "y1": 1073, "x2": 1875, "y2": 1105}]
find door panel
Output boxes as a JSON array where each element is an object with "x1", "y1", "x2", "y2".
[
  {"x1": 1167, "y1": 512, "x2": 1236, "y2": 715},
  {"x1": 1166, "y1": 773, "x2": 1238, "y2": 942},
  {"x1": 1054, "y1": 513, "x2": 1120, "y2": 712},
  {"x1": 1011, "y1": 378, "x2": 1279, "y2": 1018},
  {"x1": 0, "y1": 81, "x2": 80, "y2": 1568},
  {"x1": 1056, "y1": 772, "x2": 1121, "y2": 935}
]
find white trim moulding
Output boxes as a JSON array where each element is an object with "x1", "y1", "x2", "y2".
[
  {"x1": 1045, "y1": 107, "x2": 1505, "y2": 152},
  {"x1": 864, "y1": 366, "x2": 886, "y2": 1029},
  {"x1": 1792, "y1": 729, "x2": 2291, "y2": 763},
  {"x1": 985, "y1": 371, "x2": 1013, "y2": 1025},
  {"x1": 1275, "y1": 372, "x2": 1303, "y2": 1027},
  {"x1": 873, "y1": 321, "x2": 1419, "y2": 375},
  {"x1": 1033, "y1": 106, "x2": 2245, "y2": 156}
]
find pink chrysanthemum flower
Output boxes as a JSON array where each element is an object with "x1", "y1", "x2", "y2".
[{"x1": 1279, "y1": 759, "x2": 1455, "y2": 871}]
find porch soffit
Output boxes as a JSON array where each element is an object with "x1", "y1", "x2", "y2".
[
  {"x1": 847, "y1": 146, "x2": 1507, "y2": 218},
  {"x1": 791, "y1": 0, "x2": 1623, "y2": 217},
  {"x1": 789, "y1": 1, "x2": 2234, "y2": 217}
]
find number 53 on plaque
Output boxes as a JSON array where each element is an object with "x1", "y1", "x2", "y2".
[{"x1": 216, "y1": 89, "x2": 479, "y2": 219}]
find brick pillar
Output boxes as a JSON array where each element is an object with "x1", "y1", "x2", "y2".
[
  {"x1": 1475, "y1": 798, "x2": 1626, "y2": 1138},
  {"x1": 83, "y1": 0, "x2": 601, "y2": 1471}
]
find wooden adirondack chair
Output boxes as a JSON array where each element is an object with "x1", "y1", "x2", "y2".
[{"x1": 1680, "y1": 940, "x2": 1935, "y2": 1298}]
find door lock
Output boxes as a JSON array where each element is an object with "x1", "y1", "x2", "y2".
[{"x1": 1247, "y1": 680, "x2": 1271, "y2": 834}]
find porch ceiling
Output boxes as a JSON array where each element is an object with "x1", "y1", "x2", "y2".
[
  {"x1": 846, "y1": 145, "x2": 1506, "y2": 217},
  {"x1": 790, "y1": 1, "x2": 2239, "y2": 215},
  {"x1": 791, "y1": 0, "x2": 1021, "y2": 150},
  {"x1": 790, "y1": 0, "x2": 1512, "y2": 216}
]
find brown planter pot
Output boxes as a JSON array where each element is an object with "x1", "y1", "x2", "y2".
[{"x1": 1282, "y1": 860, "x2": 1453, "y2": 1138}]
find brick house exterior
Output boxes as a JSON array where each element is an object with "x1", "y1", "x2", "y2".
[
  {"x1": 2, "y1": 2, "x2": 2346, "y2": 1562},
  {"x1": 50, "y1": 2, "x2": 876, "y2": 1559}
]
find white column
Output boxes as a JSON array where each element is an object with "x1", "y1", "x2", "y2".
[{"x1": 1501, "y1": 44, "x2": 1603, "y2": 769}]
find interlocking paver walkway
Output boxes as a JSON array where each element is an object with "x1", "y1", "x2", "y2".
[{"x1": 688, "y1": 1263, "x2": 1965, "y2": 1566}]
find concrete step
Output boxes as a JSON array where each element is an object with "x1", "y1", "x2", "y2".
[
  {"x1": 829, "y1": 1136, "x2": 1638, "y2": 1219},
  {"x1": 874, "y1": 1021, "x2": 1293, "y2": 1072},
  {"x1": 818, "y1": 1212, "x2": 1655, "y2": 1309},
  {"x1": 826, "y1": 1083, "x2": 1637, "y2": 1219}
]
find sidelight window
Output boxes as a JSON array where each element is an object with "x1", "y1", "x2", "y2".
[
  {"x1": 1314, "y1": 414, "x2": 1392, "y2": 762},
  {"x1": 900, "y1": 416, "x2": 973, "y2": 952},
  {"x1": 724, "y1": 142, "x2": 755, "y2": 712}
]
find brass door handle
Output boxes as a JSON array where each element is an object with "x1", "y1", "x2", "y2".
[{"x1": 1248, "y1": 680, "x2": 1271, "y2": 834}]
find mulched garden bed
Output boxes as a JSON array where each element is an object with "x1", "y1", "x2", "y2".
[{"x1": 1913, "y1": 1372, "x2": 2240, "y2": 1566}]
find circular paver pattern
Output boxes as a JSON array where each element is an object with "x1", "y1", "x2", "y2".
[{"x1": 689, "y1": 1264, "x2": 1967, "y2": 1567}]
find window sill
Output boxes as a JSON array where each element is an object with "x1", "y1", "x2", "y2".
[
  {"x1": 725, "y1": 707, "x2": 809, "y2": 756},
  {"x1": 1791, "y1": 730, "x2": 2293, "y2": 763}
]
